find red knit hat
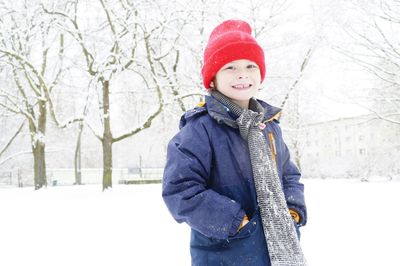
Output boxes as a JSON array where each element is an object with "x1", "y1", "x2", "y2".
[{"x1": 201, "y1": 20, "x2": 266, "y2": 89}]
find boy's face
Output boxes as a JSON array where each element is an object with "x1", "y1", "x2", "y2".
[{"x1": 212, "y1": 59, "x2": 261, "y2": 109}]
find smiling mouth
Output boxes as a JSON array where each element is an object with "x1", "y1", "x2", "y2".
[{"x1": 232, "y1": 84, "x2": 252, "y2": 89}]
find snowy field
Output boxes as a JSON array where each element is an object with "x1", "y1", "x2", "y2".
[{"x1": 1, "y1": 179, "x2": 399, "y2": 266}]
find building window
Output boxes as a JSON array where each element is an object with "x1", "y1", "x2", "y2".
[
  {"x1": 345, "y1": 136, "x2": 351, "y2": 142},
  {"x1": 358, "y1": 135, "x2": 364, "y2": 141},
  {"x1": 359, "y1": 148, "x2": 366, "y2": 155},
  {"x1": 335, "y1": 151, "x2": 341, "y2": 157}
]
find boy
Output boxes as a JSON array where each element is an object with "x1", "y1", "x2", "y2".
[{"x1": 162, "y1": 19, "x2": 307, "y2": 266}]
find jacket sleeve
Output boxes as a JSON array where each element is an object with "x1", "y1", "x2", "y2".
[
  {"x1": 275, "y1": 126, "x2": 308, "y2": 226},
  {"x1": 162, "y1": 119, "x2": 245, "y2": 240}
]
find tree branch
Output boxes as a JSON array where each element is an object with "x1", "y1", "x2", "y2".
[
  {"x1": 280, "y1": 47, "x2": 314, "y2": 109},
  {"x1": 0, "y1": 150, "x2": 32, "y2": 166},
  {"x1": 42, "y1": 3, "x2": 97, "y2": 76},
  {"x1": 0, "y1": 120, "x2": 25, "y2": 158},
  {"x1": 354, "y1": 101, "x2": 400, "y2": 125},
  {"x1": 113, "y1": 99, "x2": 163, "y2": 142},
  {"x1": 86, "y1": 121, "x2": 103, "y2": 141}
]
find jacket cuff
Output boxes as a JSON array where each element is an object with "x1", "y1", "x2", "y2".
[{"x1": 228, "y1": 209, "x2": 246, "y2": 236}]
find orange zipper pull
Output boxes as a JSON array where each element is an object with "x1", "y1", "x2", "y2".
[{"x1": 268, "y1": 132, "x2": 277, "y2": 161}]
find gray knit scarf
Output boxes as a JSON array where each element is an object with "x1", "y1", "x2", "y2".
[{"x1": 210, "y1": 90, "x2": 308, "y2": 266}]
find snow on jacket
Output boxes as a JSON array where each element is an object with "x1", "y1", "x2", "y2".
[{"x1": 162, "y1": 95, "x2": 307, "y2": 266}]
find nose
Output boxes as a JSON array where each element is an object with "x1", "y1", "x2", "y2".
[{"x1": 237, "y1": 69, "x2": 248, "y2": 79}]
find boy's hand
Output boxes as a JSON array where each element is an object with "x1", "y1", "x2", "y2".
[
  {"x1": 289, "y1": 209, "x2": 300, "y2": 224},
  {"x1": 238, "y1": 214, "x2": 249, "y2": 231}
]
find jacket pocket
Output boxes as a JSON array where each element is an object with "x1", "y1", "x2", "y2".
[
  {"x1": 190, "y1": 210, "x2": 269, "y2": 266},
  {"x1": 190, "y1": 230, "x2": 228, "y2": 250},
  {"x1": 190, "y1": 211, "x2": 259, "y2": 251},
  {"x1": 229, "y1": 211, "x2": 258, "y2": 240}
]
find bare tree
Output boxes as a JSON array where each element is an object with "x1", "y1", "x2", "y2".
[
  {"x1": 336, "y1": 0, "x2": 400, "y2": 124},
  {"x1": 44, "y1": 0, "x2": 192, "y2": 190},
  {"x1": 0, "y1": 2, "x2": 79, "y2": 189},
  {"x1": 279, "y1": 48, "x2": 314, "y2": 170}
]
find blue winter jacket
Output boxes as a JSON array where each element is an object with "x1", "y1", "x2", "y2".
[{"x1": 162, "y1": 95, "x2": 307, "y2": 266}]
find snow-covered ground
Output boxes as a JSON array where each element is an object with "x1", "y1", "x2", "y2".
[{"x1": 1, "y1": 179, "x2": 399, "y2": 266}]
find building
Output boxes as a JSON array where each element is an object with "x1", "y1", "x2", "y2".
[{"x1": 299, "y1": 114, "x2": 400, "y2": 179}]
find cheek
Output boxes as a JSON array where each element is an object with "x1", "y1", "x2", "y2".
[
  {"x1": 216, "y1": 75, "x2": 231, "y2": 87},
  {"x1": 253, "y1": 72, "x2": 262, "y2": 83}
]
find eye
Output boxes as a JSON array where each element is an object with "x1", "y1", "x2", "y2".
[
  {"x1": 247, "y1": 64, "x2": 258, "y2": 69},
  {"x1": 224, "y1": 66, "x2": 235, "y2": 70}
]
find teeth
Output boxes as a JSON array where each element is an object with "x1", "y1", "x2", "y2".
[{"x1": 232, "y1": 84, "x2": 251, "y2": 89}]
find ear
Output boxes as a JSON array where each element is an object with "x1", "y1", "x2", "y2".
[
  {"x1": 209, "y1": 81, "x2": 215, "y2": 88},
  {"x1": 257, "y1": 81, "x2": 263, "y2": 91}
]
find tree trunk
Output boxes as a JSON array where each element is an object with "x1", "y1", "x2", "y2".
[
  {"x1": 102, "y1": 137, "x2": 112, "y2": 190},
  {"x1": 293, "y1": 141, "x2": 302, "y2": 172},
  {"x1": 102, "y1": 80, "x2": 113, "y2": 190},
  {"x1": 293, "y1": 92, "x2": 302, "y2": 172},
  {"x1": 32, "y1": 100, "x2": 47, "y2": 190},
  {"x1": 74, "y1": 122, "x2": 83, "y2": 185},
  {"x1": 33, "y1": 142, "x2": 47, "y2": 190}
]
